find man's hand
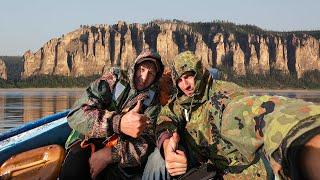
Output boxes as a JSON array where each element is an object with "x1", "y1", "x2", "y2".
[
  {"x1": 89, "y1": 146, "x2": 112, "y2": 179},
  {"x1": 163, "y1": 132, "x2": 188, "y2": 176},
  {"x1": 120, "y1": 100, "x2": 149, "y2": 138}
]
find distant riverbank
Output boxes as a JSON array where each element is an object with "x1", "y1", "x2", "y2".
[{"x1": 248, "y1": 89, "x2": 320, "y2": 93}]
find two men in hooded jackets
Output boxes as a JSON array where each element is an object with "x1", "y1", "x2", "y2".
[{"x1": 61, "y1": 49, "x2": 320, "y2": 180}]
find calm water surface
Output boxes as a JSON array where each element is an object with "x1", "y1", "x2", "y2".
[
  {"x1": 0, "y1": 89, "x2": 83, "y2": 133},
  {"x1": 0, "y1": 88, "x2": 319, "y2": 133}
]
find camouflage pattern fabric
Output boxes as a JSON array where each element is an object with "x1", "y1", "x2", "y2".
[
  {"x1": 156, "y1": 51, "x2": 320, "y2": 179},
  {"x1": 66, "y1": 48, "x2": 164, "y2": 168}
]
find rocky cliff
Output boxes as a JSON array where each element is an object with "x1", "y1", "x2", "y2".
[
  {"x1": 0, "y1": 59, "x2": 7, "y2": 80},
  {"x1": 22, "y1": 21, "x2": 320, "y2": 78}
]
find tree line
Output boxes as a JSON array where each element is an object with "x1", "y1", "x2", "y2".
[
  {"x1": 1, "y1": 68, "x2": 320, "y2": 89},
  {"x1": 218, "y1": 66, "x2": 320, "y2": 89}
]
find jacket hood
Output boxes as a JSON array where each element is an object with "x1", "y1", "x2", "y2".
[{"x1": 170, "y1": 51, "x2": 210, "y2": 107}]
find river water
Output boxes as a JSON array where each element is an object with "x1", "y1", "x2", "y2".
[{"x1": 0, "y1": 88, "x2": 319, "y2": 133}]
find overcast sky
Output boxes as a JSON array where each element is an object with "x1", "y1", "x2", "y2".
[{"x1": 1, "y1": 0, "x2": 319, "y2": 55}]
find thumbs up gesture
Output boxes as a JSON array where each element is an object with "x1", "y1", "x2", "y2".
[
  {"x1": 131, "y1": 99, "x2": 143, "y2": 113},
  {"x1": 163, "y1": 132, "x2": 188, "y2": 176},
  {"x1": 167, "y1": 132, "x2": 180, "y2": 152},
  {"x1": 120, "y1": 100, "x2": 149, "y2": 138}
]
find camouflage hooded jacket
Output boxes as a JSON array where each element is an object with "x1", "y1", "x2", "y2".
[
  {"x1": 156, "y1": 51, "x2": 320, "y2": 179},
  {"x1": 66, "y1": 49, "x2": 164, "y2": 168}
]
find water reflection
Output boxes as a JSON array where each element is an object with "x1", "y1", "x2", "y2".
[{"x1": 0, "y1": 89, "x2": 83, "y2": 133}]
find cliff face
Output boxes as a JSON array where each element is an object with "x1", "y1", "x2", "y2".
[
  {"x1": 0, "y1": 59, "x2": 8, "y2": 80},
  {"x1": 0, "y1": 59, "x2": 7, "y2": 80},
  {"x1": 292, "y1": 34, "x2": 320, "y2": 77},
  {"x1": 22, "y1": 21, "x2": 320, "y2": 78}
]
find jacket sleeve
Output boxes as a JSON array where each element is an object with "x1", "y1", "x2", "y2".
[
  {"x1": 67, "y1": 72, "x2": 120, "y2": 138},
  {"x1": 111, "y1": 103, "x2": 162, "y2": 167},
  {"x1": 155, "y1": 102, "x2": 179, "y2": 151}
]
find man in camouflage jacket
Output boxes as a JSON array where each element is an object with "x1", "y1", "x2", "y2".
[
  {"x1": 142, "y1": 51, "x2": 320, "y2": 180},
  {"x1": 60, "y1": 49, "x2": 164, "y2": 180}
]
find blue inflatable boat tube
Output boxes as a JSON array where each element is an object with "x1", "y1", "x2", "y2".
[
  {"x1": 0, "y1": 110, "x2": 70, "y2": 141},
  {"x1": 0, "y1": 110, "x2": 72, "y2": 164}
]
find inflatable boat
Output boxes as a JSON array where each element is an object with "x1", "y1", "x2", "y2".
[{"x1": 0, "y1": 110, "x2": 71, "y2": 179}]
